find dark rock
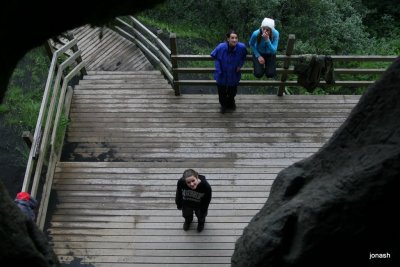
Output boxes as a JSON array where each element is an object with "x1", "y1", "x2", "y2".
[
  {"x1": 0, "y1": 0, "x2": 165, "y2": 104},
  {"x1": 232, "y1": 57, "x2": 400, "y2": 267},
  {"x1": 0, "y1": 182, "x2": 58, "y2": 266}
]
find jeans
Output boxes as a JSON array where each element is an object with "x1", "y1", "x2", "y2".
[
  {"x1": 217, "y1": 85, "x2": 237, "y2": 108},
  {"x1": 252, "y1": 53, "x2": 277, "y2": 78},
  {"x1": 182, "y1": 206, "x2": 207, "y2": 223}
]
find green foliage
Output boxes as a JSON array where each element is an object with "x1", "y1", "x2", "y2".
[
  {"x1": 139, "y1": 0, "x2": 377, "y2": 55},
  {"x1": 2, "y1": 46, "x2": 49, "y2": 132},
  {"x1": 362, "y1": 0, "x2": 400, "y2": 37},
  {"x1": 258, "y1": 0, "x2": 370, "y2": 54},
  {"x1": 0, "y1": 104, "x2": 9, "y2": 114},
  {"x1": 15, "y1": 145, "x2": 30, "y2": 165},
  {"x1": 1, "y1": 86, "x2": 43, "y2": 130},
  {"x1": 9, "y1": 46, "x2": 50, "y2": 92}
]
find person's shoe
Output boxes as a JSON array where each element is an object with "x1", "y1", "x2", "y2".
[
  {"x1": 197, "y1": 222, "x2": 205, "y2": 232},
  {"x1": 220, "y1": 106, "x2": 227, "y2": 114},
  {"x1": 183, "y1": 221, "x2": 191, "y2": 231},
  {"x1": 230, "y1": 103, "x2": 236, "y2": 111}
]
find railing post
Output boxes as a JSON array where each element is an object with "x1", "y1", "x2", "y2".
[
  {"x1": 278, "y1": 34, "x2": 295, "y2": 96},
  {"x1": 170, "y1": 33, "x2": 180, "y2": 96}
]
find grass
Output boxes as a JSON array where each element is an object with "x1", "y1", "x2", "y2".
[
  {"x1": 0, "y1": 86, "x2": 43, "y2": 131},
  {"x1": 0, "y1": 46, "x2": 49, "y2": 132},
  {"x1": 0, "y1": 46, "x2": 57, "y2": 170}
]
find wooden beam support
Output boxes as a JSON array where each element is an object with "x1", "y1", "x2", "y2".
[{"x1": 22, "y1": 131, "x2": 33, "y2": 149}]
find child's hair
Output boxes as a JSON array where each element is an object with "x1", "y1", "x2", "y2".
[
  {"x1": 182, "y1": 169, "x2": 198, "y2": 180},
  {"x1": 226, "y1": 29, "x2": 238, "y2": 39}
]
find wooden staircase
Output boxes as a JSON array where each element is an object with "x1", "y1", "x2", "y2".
[
  {"x1": 71, "y1": 25, "x2": 153, "y2": 71},
  {"x1": 45, "y1": 25, "x2": 361, "y2": 266}
]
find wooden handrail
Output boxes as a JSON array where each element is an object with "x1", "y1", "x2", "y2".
[
  {"x1": 112, "y1": 17, "x2": 174, "y2": 86},
  {"x1": 37, "y1": 62, "x2": 85, "y2": 230},
  {"x1": 171, "y1": 54, "x2": 398, "y2": 61},
  {"x1": 170, "y1": 48, "x2": 396, "y2": 94},
  {"x1": 129, "y1": 16, "x2": 171, "y2": 58},
  {"x1": 174, "y1": 80, "x2": 374, "y2": 86},
  {"x1": 22, "y1": 38, "x2": 79, "y2": 193},
  {"x1": 168, "y1": 32, "x2": 397, "y2": 95},
  {"x1": 172, "y1": 67, "x2": 387, "y2": 75},
  {"x1": 22, "y1": 36, "x2": 85, "y2": 230}
]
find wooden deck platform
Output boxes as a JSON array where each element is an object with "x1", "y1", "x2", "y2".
[
  {"x1": 45, "y1": 25, "x2": 361, "y2": 266},
  {"x1": 47, "y1": 70, "x2": 360, "y2": 266}
]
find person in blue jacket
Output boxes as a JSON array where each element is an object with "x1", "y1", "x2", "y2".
[
  {"x1": 211, "y1": 30, "x2": 247, "y2": 113},
  {"x1": 249, "y1": 17, "x2": 279, "y2": 78}
]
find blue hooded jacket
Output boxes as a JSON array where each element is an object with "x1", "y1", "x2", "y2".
[
  {"x1": 249, "y1": 28, "x2": 279, "y2": 58},
  {"x1": 211, "y1": 41, "x2": 247, "y2": 86}
]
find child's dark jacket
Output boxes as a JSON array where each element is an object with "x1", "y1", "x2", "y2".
[
  {"x1": 175, "y1": 175, "x2": 212, "y2": 213},
  {"x1": 14, "y1": 197, "x2": 38, "y2": 220}
]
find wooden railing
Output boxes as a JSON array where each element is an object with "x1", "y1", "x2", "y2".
[
  {"x1": 109, "y1": 18, "x2": 396, "y2": 97},
  {"x1": 111, "y1": 16, "x2": 173, "y2": 84},
  {"x1": 169, "y1": 34, "x2": 397, "y2": 96},
  {"x1": 171, "y1": 54, "x2": 397, "y2": 96},
  {"x1": 22, "y1": 37, "x2": 86, "y2": 230}
]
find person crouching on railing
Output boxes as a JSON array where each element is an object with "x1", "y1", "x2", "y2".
[
  {"x1": 211, "y1": 30, "x2": 247, "y2": 114},
  {"x1": 249, "y1": 17, "x2": 280, "y2": 79},
  {"x1": 14, "y1": 191, "x2": 38, "y2": 221}
]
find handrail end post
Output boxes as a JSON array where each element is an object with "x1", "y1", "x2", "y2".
[
  {"x1": 173, "y1": 83, "x2": 181, "y2": 96},
  {"x1": 277, "y1": 87, "x2": 285, "y2": 96}
]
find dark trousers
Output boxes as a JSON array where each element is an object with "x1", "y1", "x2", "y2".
[
  {"x1": 217, "y1": 85, "x2": 237, "y2": 108},
  {"x1": 182, "y1": 206, "x2": 207, "y2": 223},
  {"x1": 252, "y1": 53, "x2": 277, "y2": 78}
]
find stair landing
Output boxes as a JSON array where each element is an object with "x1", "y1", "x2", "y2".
[{"x1": 47, "y1": 70, "x2": 360, "y2": 266}]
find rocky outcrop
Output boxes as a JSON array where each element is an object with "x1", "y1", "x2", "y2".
[
  {"x1": 0, "y1": 182, "x2": 59, "y2": 266},
  {"x1": 232, "y1": 58, "x2": 400, "y2": 267}
]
